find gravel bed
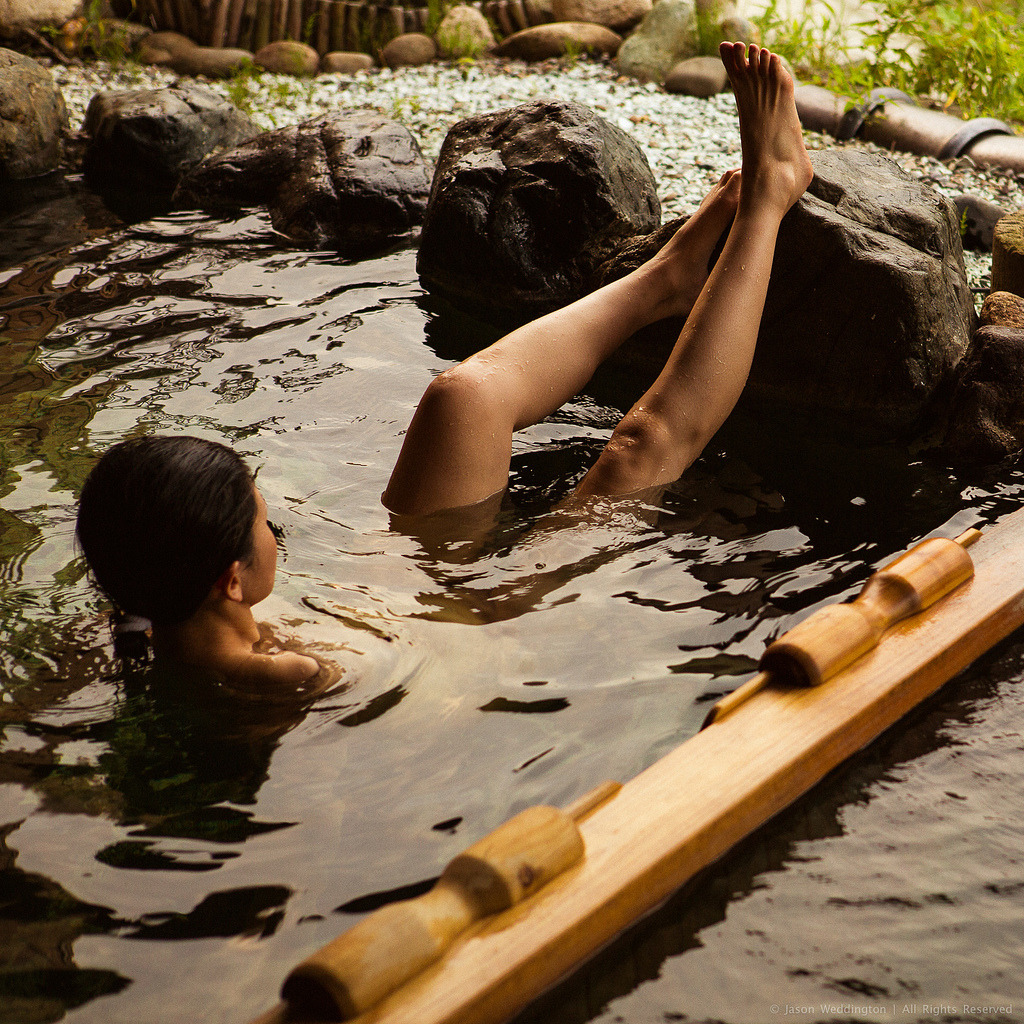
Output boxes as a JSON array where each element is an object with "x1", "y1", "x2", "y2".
[{"x1": 48, "y1": 56, "x2": 1024, "y2": 297}]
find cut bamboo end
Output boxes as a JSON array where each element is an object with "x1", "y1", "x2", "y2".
[
  {"x1": 956, "y1": 527, "x2": 983, "y2": 549},
  {"x1": 563, "y1": 779, "x2": 622, "y2": 823},
  {"x1": 703, "y1": 528, "x2": 984, "y2": 730},
  {"x1": 701, "y1": 671, "x2": 770, "y2": 729},
  {"x1": 277, "y1": 802, "x2": 591, "y2": 1021}
]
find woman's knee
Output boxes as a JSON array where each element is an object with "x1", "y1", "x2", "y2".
[
  {"x1": 417, "y1": 361, "x2": 509, "y2": 431},
  {"x1": 584, "y1": 409, "x2": 698, "y2": 496}
]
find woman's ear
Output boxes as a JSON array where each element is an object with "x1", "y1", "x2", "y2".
[{"x1": 214, "y1": 561, "x2": 246, "y2": 603}]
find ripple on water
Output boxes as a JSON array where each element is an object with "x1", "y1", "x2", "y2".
[{"x1": 2, "y1": 196, "x2": 1024, "y2": 1024}]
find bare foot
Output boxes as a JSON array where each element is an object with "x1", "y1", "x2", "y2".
[
  {"x1": 649, "y1": 168, "x2": 741, "y2": 319},
  {"x1": 720, "y1": 41, "x2": 813, "y2": 218}
]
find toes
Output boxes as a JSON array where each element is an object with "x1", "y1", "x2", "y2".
[
  {"x1": 722, "y1": 170, "x2": 741, "y2": 205},
  {"x1": 708, "y1": 169, "x2": 741, "y2": 207},
  {"x1": 719, "y1": 39, "x2": 745, "y2": 75},
  {"x1": 722, "y1": 40, "x2": 787, "y2": 96}
]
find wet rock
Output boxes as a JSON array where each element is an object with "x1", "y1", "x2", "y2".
[
  {"x1": 320, "y1": 51, "x2": 375, "y2": 73},
  {"x1": 417, "y1": 99, "x2": 659, "y2": 323},
  {"x1": 0, "y1": 0, "x2": 83, "y2": 32},
  {"x1": 943, "y1": 325, "x2": 1024, "y2": 462},
  {"x1": 592, "y1": 151, "x2": 981, "y2": 446},
  {"x1": 616, "y1": 0, "x2": 698, "y2": 83},
  {"x1": 174, "y1": 46, "x2": 254, "y2": 78},
  {"x1": 83, "y1": 85, "x2": 257, "y2": 196},
  {"x1": 979, "y1": 290, "x2": 1024, "y2": 330},
  {"x1": 0, "y1": 174, "x2": 123, "y2": 265},
  {"x1": 991, "y1": 210, "x2": 1024, "y2": 296},
  {"x1": 255, "y1": 40, "x2": 319, "y2": 76},
  {"x1": 550, "y1": 0, "x2": 651, "y2": 33},
  {"x1": 590, "y1": 216, "x2": 685, "y2": 286},
  {"x1": 493, "y1": 21, "x2": 621, "y2": 59},
  {"x1": 0, "y1": 48, "x2": 68, "y2": 180},
  {"x1": 176, "y1": 112, "x2": 432, "y2": 253},
  {"x1": 435, "y1": 5, "x2": 495, "y2": 59},
  {"x1": 135, "y1": 30, "x2": 253, "y2": 78},
  {"x1": 381, "y1": 32, "x2": 437, "y2": 68},
  {"x1": 136, "y1": 29, "x2": 196, "y2": 65},
  {"x1": 747, "y1": 149, "x2": 976, "y2": 441},
  {"x1": 953, "y1": 193, "x2": 1007, "y2": 251},
  {"x1": 664, "y1": 55, "x2": 728, "y2": 97}
]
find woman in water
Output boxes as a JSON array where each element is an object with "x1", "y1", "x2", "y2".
[
  {"x1": 384, "y1": 41, "x2": 812, "y2": 516},
  {"x1": 77, "y1": 42, "x2": 811, "y2": 680},
  {"x1": 76, "y1": 434, "x2": 321, "y2": 685}
]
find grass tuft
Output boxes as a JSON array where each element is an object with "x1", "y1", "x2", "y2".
[{"x1": 755, "y1": 0, "x2": 1024, "y2": 123}]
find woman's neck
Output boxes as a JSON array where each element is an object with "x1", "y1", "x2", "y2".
[{"x1": 151, "y1": 596, "x2": 261, "y2": 680}]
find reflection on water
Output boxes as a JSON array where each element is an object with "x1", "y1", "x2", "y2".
[
  {"x1": 517, "y1": 635, "x2": 1024, "y2": 1024},
  {"x1": 1, "y1": 178, "x2": 1023, "y2": 1023}
]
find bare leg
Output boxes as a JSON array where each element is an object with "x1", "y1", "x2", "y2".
[
  {"x1": 575, "y1": 42, "x2": 813, "y2": 498},
  {"x1": 383, "y1": 170, "x2": 741, "y2": 515}
]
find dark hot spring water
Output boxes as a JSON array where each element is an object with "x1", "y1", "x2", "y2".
[{"x1": 1, "y1": 180, "x2": 1022, "y2": 1024}]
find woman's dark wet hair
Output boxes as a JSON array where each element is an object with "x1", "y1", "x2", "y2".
[{"x1": 76, "y1": 435, "x2": 258, "y2": 628}]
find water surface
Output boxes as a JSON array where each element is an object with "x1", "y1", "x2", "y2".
[{"x1": 1, "y1": 183, "x2": 1022, "y2": 1024}]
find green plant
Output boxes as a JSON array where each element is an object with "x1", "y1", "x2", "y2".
[
  {"x1": 754, "y1": 0, "x2": 1024, "y2": 123},
  {"x1": 561, "y1": 35, "x2": 584, "y2": 65},
  {"x1": 695, "y1": 0, "x2": 725, "y2": 55},
  {"x1": 426, "y1": 0, "x2": 454, "y2": 37},
  {"x1": 59, "y1": 0, "x2": 138, "y2": 63},
  {"x1": 752, "y1": 0, "x2": 862, "y2": 82},
  {"x1": 224, "y1": 58, "x2": 261, "y2": 116},
  {"x1": 437, "y1": 21, "x2": 488, "y2": 60},
  {"x1": 859, "y1": 0, "x2": 1024, "y2": 120},
  {"x1": 302, "y1": 12, "x2": 319, "y2": 44},
  {"x1": 390, "y1": 94, "x2": 423, "y2": 119}
]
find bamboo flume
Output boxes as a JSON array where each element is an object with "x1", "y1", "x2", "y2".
[
  {"x1": 251, "y1": 509, "x2": 1024, "y2": 1024},
  {"x1": 276, "y1": 781, "x2": 621, "y2": 1020},
  {"x1": 701, "y1": 526, "x2": 982, "y2": 726}
]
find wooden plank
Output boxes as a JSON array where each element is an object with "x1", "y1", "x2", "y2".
[
  {"x1": 253, "y1": 0, "x2": 273, "y2": 49},
  {"x1": 315, "y1": 0, "x2": 331, "y2": 54},
  {"x1": 209, "y1": 0, "x2": 230, "y2": 45},
  {"x1": 328, "y1": 0, "x2": 345, "y2": 52},
  {"x1": 174, "y1": 0, "x2": 200, "y2": 39},
  {"x1": 156, "y1": 0, "x2": 177, "y2": 31},
  {"x1": 287, "y1": 0, "x2": 304, "y2": 40},
  {"x1": 225, "y1": 0, "x2": 247, "y2": 46},
  {"x1": 253, "y1": 507, "x2": 1024, "y2": 1024}
]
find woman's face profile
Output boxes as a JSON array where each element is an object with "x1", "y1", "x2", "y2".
[{"x1": 241, "y1": 485, "x2": 279, "y2": 607}]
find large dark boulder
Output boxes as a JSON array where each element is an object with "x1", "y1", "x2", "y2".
[
  {"x1": 83, "y1": 85, "x2": 256, "y2": 196},
  {"x1": 0, "y1": 48, "x2": 68, "y2": 181},
  {"x1": 176, "y1": 112, "x2": 432, "y2": 254},
  {"x1": 942, "y1": 324, "x2": 1024, "y2": 462},
  {"x1": 587, "y1": 150, "x2": 976, "y2": 444},
  {"x1": 417, "y1": 99, "x2": 660, "y2": 323},
  {"x1": 746, "y1": 149, "x2": 976, "y2": 442}
]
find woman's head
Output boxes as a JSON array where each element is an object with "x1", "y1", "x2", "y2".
[{"x1": 77, "y1": 435, "x2": 262, "y2": 626}]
